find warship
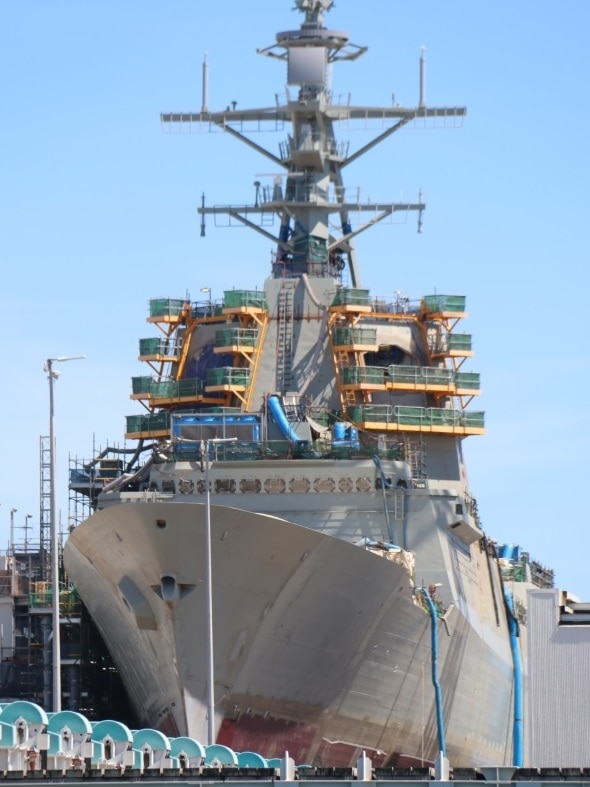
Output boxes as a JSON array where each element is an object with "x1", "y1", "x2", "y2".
[{"x1": 64, "y1": 0, "x2": 551, "y2": 769}]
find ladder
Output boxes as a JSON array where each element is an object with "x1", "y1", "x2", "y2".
[
  {"x1": 276, "y1": 281, "x2": 296, "y2": 393},
  {"x1": 392, "y1": 488, "x2": 406, "y2": 521},
  {"x1": 404, "y1": 434, "x2": 427, "y2": 479},
  {"x1": 335, "y1": 350, "x2": 358, "y2": 411}
]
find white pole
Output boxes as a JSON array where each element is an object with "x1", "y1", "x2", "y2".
[
  {"x1": 48, "y1": 358, "x2": 61, "y2": 713},
  {"x1": 45, "y1": 354, "x2": 85, "y2": 713},
  {"x1": 201, "y1": 436, "x2": 237, "y2": 745},
  {"x1": 204, "y1": 439, "x2": 214, "y2": 745},
  {"x1": 202, "y1": 52, "x2": 209, "y2": 114}
]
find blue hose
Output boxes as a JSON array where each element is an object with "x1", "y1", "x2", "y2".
[
  {"x1": 419, "y1": 588, "x2": 446, "y2": 757},
  {"x1": 267, "y1": 395, "x2": 304, "y2": 443},
  {"x1": 503, "y1": 587, "x2": 523, "y2": 766}
]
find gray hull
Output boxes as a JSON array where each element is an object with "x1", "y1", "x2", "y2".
[{"x1": 64, "y1": 497, "x2": 514, "y2": 766}]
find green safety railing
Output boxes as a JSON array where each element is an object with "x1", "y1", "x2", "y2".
[
  {"x1": 223, "y1": 290, "x2": 268, "y2": 309},
  {"x1": 447, "y1": 333, "x2": 473, "y2": 351},
  {"x1": 342, "y1": 367, "x2": 386, "y2": 385},
  {"x1": 149, "y1": 380, "x2": 177, "y2": 398},
  {"x1": 139, "y1": 337, "x2": 177, "y2": 356},
  {"x1": 215, "y1": 328, "x2": 258, "y2": 348},
  {"x1": 347, "y1": 404, "x2": 485, "y2": 429},
  {"x1": 332, "y1": 327, "x2": 377, "y2": 346},
  {"x1": 422, "y1": 294, "x2": 466, "y2": 313},
  {"x1": 29, "y1": 589, "x2": 81, "y2": 616},
  {"x1": 331, "y1": 288, "x2": 371, "y2": 307},
  {"x1": 126, "y1": 411, "x2": 171, "y2": 434},
  {"x1": 454, "y1": 372, "x2": 480, "y2": 390},
  {"x1": 206, "y1": 367, "x2": 250, "y2": 386},
  {"x1": 151, "y1": 378, "x2": 203, "y2": 399},
  {"x1": 131, "y1": 378, "x2": 204, "y2": 399},
  {"x1": 131, "y1": 376, "x2": 153, "y2": 394},
  {"x1": 293, "y1": 235, "x2": 328, "y2": 262},
  {"x1": 387, "y1": 366, "x2": 454, "y2": 385},
  {"x1": 149, "y1": 298, "x2": 186, "y2": 318}
]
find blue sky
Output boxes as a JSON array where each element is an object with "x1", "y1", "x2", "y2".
[{"x1": 1, "y1": 1, "x2": 589, "y2": 596}]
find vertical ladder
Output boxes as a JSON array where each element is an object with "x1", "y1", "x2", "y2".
[
  {"x1": 392, "y1": 488, "x2": 406, "y2": 521},
  {"x1": 336, "y1": 350, "x2": 358, "y2": 410},
  {"x1": 277, "y1": 281, "x2": 296, "y2": 393},
  {"x1": 404, "y1": 434, "x2": 427, "y2": 480}
]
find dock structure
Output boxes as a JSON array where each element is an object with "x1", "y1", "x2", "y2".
[{"x1": 0, "y1": 701, "x2": 586, "y2": 784}]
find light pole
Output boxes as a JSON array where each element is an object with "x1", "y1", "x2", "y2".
[
  {"x1": 45, "y1": 354, "x2": 85, "y2": 713},
  {"x1": 201, "y1": 436, "x2": 237, "y2": 745}
]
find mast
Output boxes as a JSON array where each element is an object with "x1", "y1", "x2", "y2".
[{"x1": 160, "y1": 2, "x2": 466, "y2": 288}]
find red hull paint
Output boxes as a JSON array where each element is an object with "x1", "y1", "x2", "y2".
[{"x1": 217, "y1": 714, "x2": 389, "y2": 768}]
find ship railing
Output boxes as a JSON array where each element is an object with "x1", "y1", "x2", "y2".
[
  {"x1": 422, "y1": 294, "x2": 466, "y2": 313},
  {"x1": 342, "y1": 366, "x2": 387, "y2": 385},
  {"x1": 206, "y1": 367, "x2": 250, "y2": 387},
  {"x1": 191, "y1": 298, "x2": 222, "y2": 318},
  {"x1": 214, "y1": 328, "x2": 258, "y2": 348},
  {"x1": 455, "y1": 371, "x2": 480, "y2": 390},
  {"x1": 223, "y1": 289, "x2": 268, "y2": 310},
  {"x1": 464, "y1": 492, "x2": 481, "y2": 527},
  {"x1": 280, "y1": 87, "x2": 350, "y2": 107},
  {"x1": 150, "y1": 378, "x2": 204, "y2": 400},
  {"x1": 428, "y1": 333, "x2": 473, "y2": 355},
  {"x1": 126, "y1": 411, "x2": 171, "y2": 435},
  {"x1": 131, "y1": 375, "x2": 153, "y2": 395},
  {"x1": 148, "y1": 298, "x2": 187, "y2": 318},
  {"x1": 387, "y1": 366, "x2": 454, "y2": 386},
  {"x1": 259, "y1": 181, "x2": 361, "y2": 206},
  {"x1": 370, "y1": 295, "x2": 422, "y2": 314},
  {"x1": 333, "y1": 327, "x2": 377, "y2": 346},
  {"x1": 332, "y1": 288, "x2": 371, "y2": 307},
  {"x1": 347, "y1": 404, "x2": 485, "y2": 429},
  {"x1": 279, "y1": 135, "x2": 349, "y2": 160},
  {"x1": 138, "y1": 337, "x2": 181, "y2": 358},
  {"x1": 165, "y1": 438, "x2": 402, "y2": 463}
]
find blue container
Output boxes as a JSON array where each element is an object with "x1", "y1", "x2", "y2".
[
  {"x1": 498, "y1": 544, "x2": 519, "y2": 561},
  {"x1": 333, "y1": 422, "x2": 346, "y2": 440}
]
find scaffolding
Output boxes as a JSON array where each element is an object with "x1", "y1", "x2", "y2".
[{"x1": 39, "y1": 436, "x2": 51, "y2": 583}]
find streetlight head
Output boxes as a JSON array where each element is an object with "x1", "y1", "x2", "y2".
[
  {"x1": 11, "y1": 508, "x2": 17, "y2": 514},
  {"x1": 54, "y1": 355, "x2": 86, "y2": 363},
  {"x1": 200, "y1": 287, "x2": 211, "y2": 294}
]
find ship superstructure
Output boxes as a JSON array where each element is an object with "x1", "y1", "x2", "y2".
[{"x1": 64, "y1": 0, "x2": 541, "y2": 768}]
